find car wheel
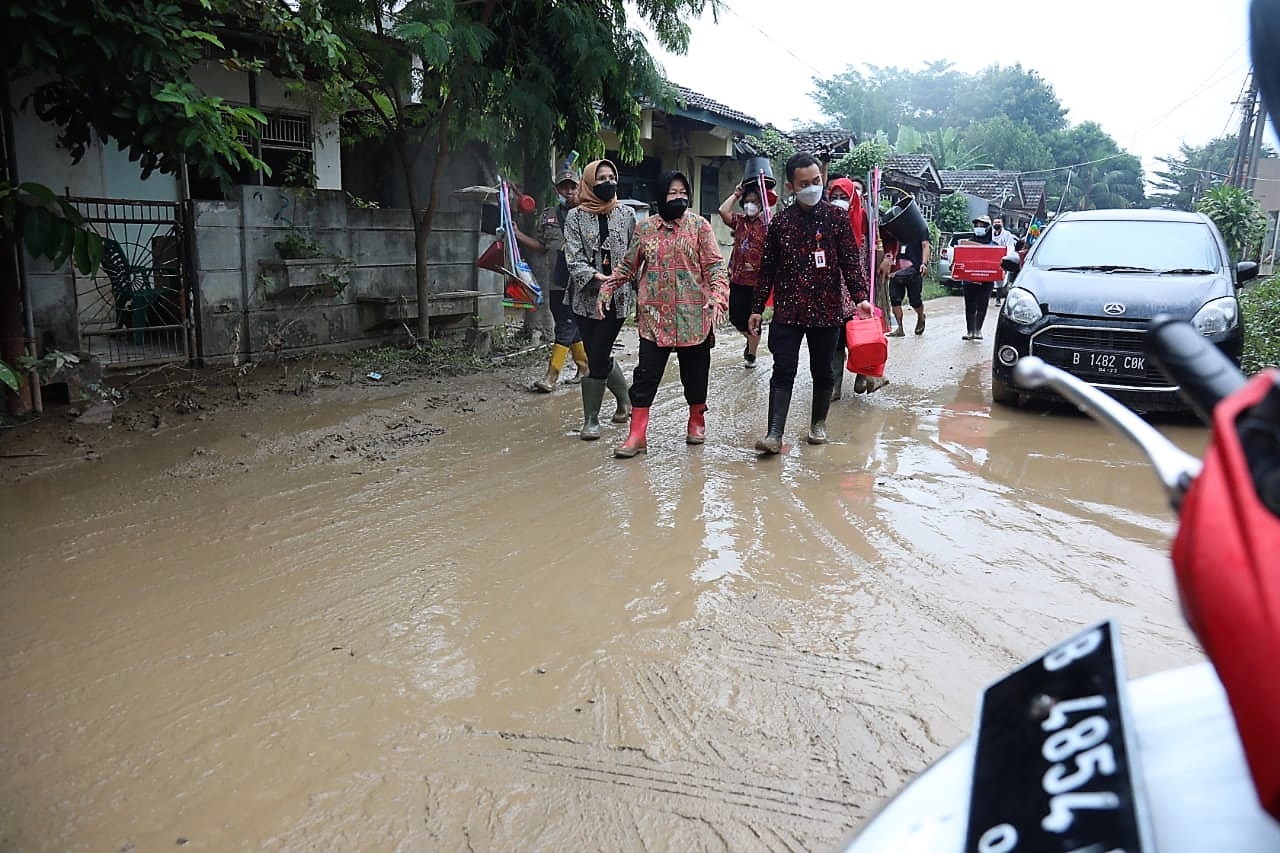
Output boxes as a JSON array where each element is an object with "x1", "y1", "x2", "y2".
[{"x1": 991, "y1": 373, "x2": 1018, "y2": 407}]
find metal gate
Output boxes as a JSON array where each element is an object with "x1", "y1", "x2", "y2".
[{"x1": 69, "y1": 197, "x2": 193, "y2": 367}]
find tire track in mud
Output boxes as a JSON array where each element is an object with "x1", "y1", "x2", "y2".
[{"x1": 427, "y1": 728, "x2": 861, "y2": 849}]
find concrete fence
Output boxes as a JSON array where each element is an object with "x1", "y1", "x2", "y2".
[{"x1": 192, "y1": 186, "x2": 506, "y2": 364}]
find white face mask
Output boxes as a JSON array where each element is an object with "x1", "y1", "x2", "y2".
[
  {"x1": 974, "y1": 227, "x2": 989, "y2": 237},
  {"x1": 796, "y1": 185, "x2": 823, "y2": 206},
  {"x1": 742, "y1": 202, "x2": 760, "y2": 218},
  {"x1": 831, "y1": 199, "x2": 850, "y2": 210}
]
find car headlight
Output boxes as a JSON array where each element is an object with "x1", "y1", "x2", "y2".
[
  {"x1": 1191, "y1": 296, "x2": 1239, "y2": 335},
  {"x1": 1002, "y1": 287, "x2": 1043, "y2": 325}
]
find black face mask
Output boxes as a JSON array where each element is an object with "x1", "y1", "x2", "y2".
[
  {"x1": 594, "y1": 181, "x2": 617, "y2": 202},
  {"x1": 659, "y1": 197, "x2": 689, "y2": 221}
]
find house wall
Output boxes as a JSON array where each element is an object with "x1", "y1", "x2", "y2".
[
  {"x1": 1253, "y1": 160, "x2": 1280, "y2": 271},
  {"x1": 599, "y1": 123, "x2": 741, "y2": 252},
  {"x1": 189, "y1": 63, "x2": 341, "y2": 191},
  {"x1": 192, "y1": 188, "x2": 503, "y2": 363}
]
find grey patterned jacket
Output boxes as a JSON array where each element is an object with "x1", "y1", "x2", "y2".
[{"x1": 563, "y1": 204, "x2": 637, "y2": 318}]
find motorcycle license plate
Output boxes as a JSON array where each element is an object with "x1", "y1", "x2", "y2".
[{"x1": 964, "y1": 620, "x2": 1151, "y2": 852}]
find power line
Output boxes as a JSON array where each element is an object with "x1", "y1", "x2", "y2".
[
  {"x1": 717, "y1": 1, "x2": 829, "y2": 79},
  {"x1": 1124, "y1": 41, "x2": 1249, "y2": 147}
]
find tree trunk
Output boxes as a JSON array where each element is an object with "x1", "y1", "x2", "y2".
[
  {"x1": 414, "y1": 103, "x2": 453, "y2": 344},
  {"x1": 0, "y1": 230, "x2": 30, "y2": 415}
]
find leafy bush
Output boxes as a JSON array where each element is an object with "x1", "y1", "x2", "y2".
[
  {"x1": 829, "y1": 136, "x2": 892, "y2": 181},
  {"x1": 937, "y1": 191, "x2": 971, "y2": 233},
  {"x1": 1196, "y1": 184, "x2": 1267, "y2": 262},
  {"x1": 273, "y1": 228, "x2": 326, "y2": 260},
  {"x1": 1241, "y1": 274, "x2": 1280, "y2": 374}
]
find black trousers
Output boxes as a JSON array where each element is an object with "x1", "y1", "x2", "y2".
[
  {"x1": 550, "y1": 291, "x2": 581, "y2": 347},
  {"x1": 963, "y1": 282, "x2": 994, "y2": 333},
  {"x1": 728, "y1": 283, "x2": 756, "y2": 335},
  {"x1": 889, "y1": 272, "x2": 924, "y2": 309},
  {"x1": 629, "y1": 334, "x2": 713, "y2": 408},
  {"x1": 767, "y1": 323, "x2": 841, "y2": 395},
  {"x1": 575, "y1": 309, "x2": 625, "y2": 380}
]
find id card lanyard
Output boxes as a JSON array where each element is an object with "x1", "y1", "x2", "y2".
[{"x1": 813, "y1": 227, "x2": 827, "y2": 269}]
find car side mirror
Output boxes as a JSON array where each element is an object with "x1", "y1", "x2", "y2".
[
  {"x1": 1000, "y1": 254, "x2": 1022, "y2": 273},
  {"x1": 1236, "y1": 260, "x2": 1260, "y2": 285}
]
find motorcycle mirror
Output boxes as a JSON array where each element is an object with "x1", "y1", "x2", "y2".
[
  {"x1": 1013, "y1": 356, "x2": 1202, "y2": 509},
  {"x1": 1253, "y1": 0, "x2": 1280, "y2": 128}
]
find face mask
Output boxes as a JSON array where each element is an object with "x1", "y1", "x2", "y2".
[
  {"x1": 742, "y1": 202, "x2": 760, "y2": 218},
  {"x1": 993, "y1": 226, "x2": 1003, "y2": 234},
  {"x1": 594, "y1": 181, "x2": 617, "y2": 201},
  {"x1": 974, "y1": 227, "x2": 989, "y2": 237},
  {"x1": 796, "y1": 185, "x2": 823, "y2": 206},
  {"x1": 831, "y1": 199, "x2": 850, "y2": 210},
  {"x1": 558, "y1": 194, "x2": 571, "y2": 205},
  {"x1": 659, "y1": 197, "x2": 689, "y2": 221}
]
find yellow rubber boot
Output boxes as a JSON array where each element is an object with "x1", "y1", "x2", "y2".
[
  {"x1": 534, "y1": 344, "x2": 569, "y2": 392},
  {"x1": 568, "y1": 341, "x2": 589, "y2": 384}
]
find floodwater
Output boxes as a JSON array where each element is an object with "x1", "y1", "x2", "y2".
[{"x1": 0, "y1": 298, "x2": 1208, "y2": 851}]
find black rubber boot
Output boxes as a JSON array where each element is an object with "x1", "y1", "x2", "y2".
[
  {"x1": 755, "y1": 386, "x2": 792, "y2": 455},
  {"x1": 580, "y1": 378, "x2": 607, "y2": 440},
  {"x1": 605, "y1": 359, "x2": 631, "y2": 423},
  {"x1": 808, "y1": 388, "x2": 833, "y2": 444}
]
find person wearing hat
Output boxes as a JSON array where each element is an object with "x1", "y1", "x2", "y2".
[
  {"x1": 959, "y1": 215, "x2": 996, "y2": 340},
  {"x1": 522, "y1": 167, "x2": 591, "y2": 392},
  {"x1": 562, "y1": 159, "x2": 636, "y2": 439},
  {"x1": 717, "y1": 172, "x2": 776, "y2": 369},
  {"x1": 603, "y1": 170, "x2": 730, "y2": 457}
]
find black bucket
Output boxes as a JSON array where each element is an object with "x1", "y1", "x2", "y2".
[{"x1": 879, "y1": 194, "x2": 930, "y2": 245}]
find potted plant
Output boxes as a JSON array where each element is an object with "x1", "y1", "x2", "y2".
[{"x1": 258, "y1": 228, "x2": 353, "y2": 296}]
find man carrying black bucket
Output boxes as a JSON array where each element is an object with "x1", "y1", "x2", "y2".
[
  {"x1": 880, "y1": 191, "x2": 931, "y2": 339},
  {"x1": 749, "y1": 153, "x2": 871, "y2": 454}
]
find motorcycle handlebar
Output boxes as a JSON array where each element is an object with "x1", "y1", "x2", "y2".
[{"x1": 1145, "y1": 315, "x2": 1248, "y2": 424}]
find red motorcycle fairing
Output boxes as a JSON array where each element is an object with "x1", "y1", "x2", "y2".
[{"x1": 1173, "y1": 368, "x2": 1280, "y2": 820}]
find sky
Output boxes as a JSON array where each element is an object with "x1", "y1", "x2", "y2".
[{"x1": 639, "y1": 0, "x2": 1274, "y2": 185}]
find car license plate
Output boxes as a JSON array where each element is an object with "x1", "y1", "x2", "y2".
[
  {"x1": 1064, "y1": 350, "x2": 1147, "y2": 377},
  {"x1": 963, "y1": 620, "x2": 1151, "y2": 852}
]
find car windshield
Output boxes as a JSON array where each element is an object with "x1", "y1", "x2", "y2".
[{"x1": 1032, "y1": 220, "x2": 1221, "y2": 274}]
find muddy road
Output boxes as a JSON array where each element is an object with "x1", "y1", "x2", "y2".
[{"x1": 1, "y1": 297, "x2": 1207, "y2": 851}]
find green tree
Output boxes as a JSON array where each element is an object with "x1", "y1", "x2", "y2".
[
  {"x1": 1196, "y1": 184, "x2": 1267, "y2": 261},
  {"x1": 317, "y1": 0, "x2": 709, "y2": 341},
  {"x1": 895, "y1": 126, "x2": 986, "y2": 170},
  {"x1": 952, "y1": 64, "x2": 1068, "y2": 136},
  {"x1": 829, "y1": 136, "x2": 893, "y2": 182},
  {"x1": 1150, "y1": 136, "x2": 1257, "y2": 211},
  {"x1": 959, "y1": 115, "x2": 1054, "y2": 172},
  {"x1": 810, "y1": 66, "x2": 901, "y2": 139},
  {"x1": 811, "y1": 62, "x2": 1068, "y2": 142},
  {"x1": 1044, "y1": 123, "x2": 1146, "y2": 211},
  {"x1": 937, "y1": 191, "x2": 971, "y2": 232}
]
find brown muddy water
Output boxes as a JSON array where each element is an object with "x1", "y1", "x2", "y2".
[{"x1": 1, "y1": 297, "x2": 1208, "y2": 851}]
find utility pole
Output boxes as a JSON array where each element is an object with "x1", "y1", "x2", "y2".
[
  {"x1": 1230, "y1": 74, "x2": 1259, "y2": 187},
  {"x1": 1247, "y1": 88, "x2": 1268, "y2": 193}
]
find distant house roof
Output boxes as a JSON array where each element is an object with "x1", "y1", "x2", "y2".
[
  {"x1": 884, "y1": 153, "x2": 943, "y2": 191},
  {"x1": 787, "y1": 129, "x2": 859, "y2": 159},
  {"x1": 1019, "y1": 179, "x2": 1047, "y2": 215},
  {"x1": 940, "y1": 169, "x2": 1024, "y2": 206},
  {"x1": 642, "y1": 84, "x2": 763, "y2": 136}
]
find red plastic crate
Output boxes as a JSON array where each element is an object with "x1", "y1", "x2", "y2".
[{"x1": 950, "y1": 245, "x2": 1007, "y2": 283}]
